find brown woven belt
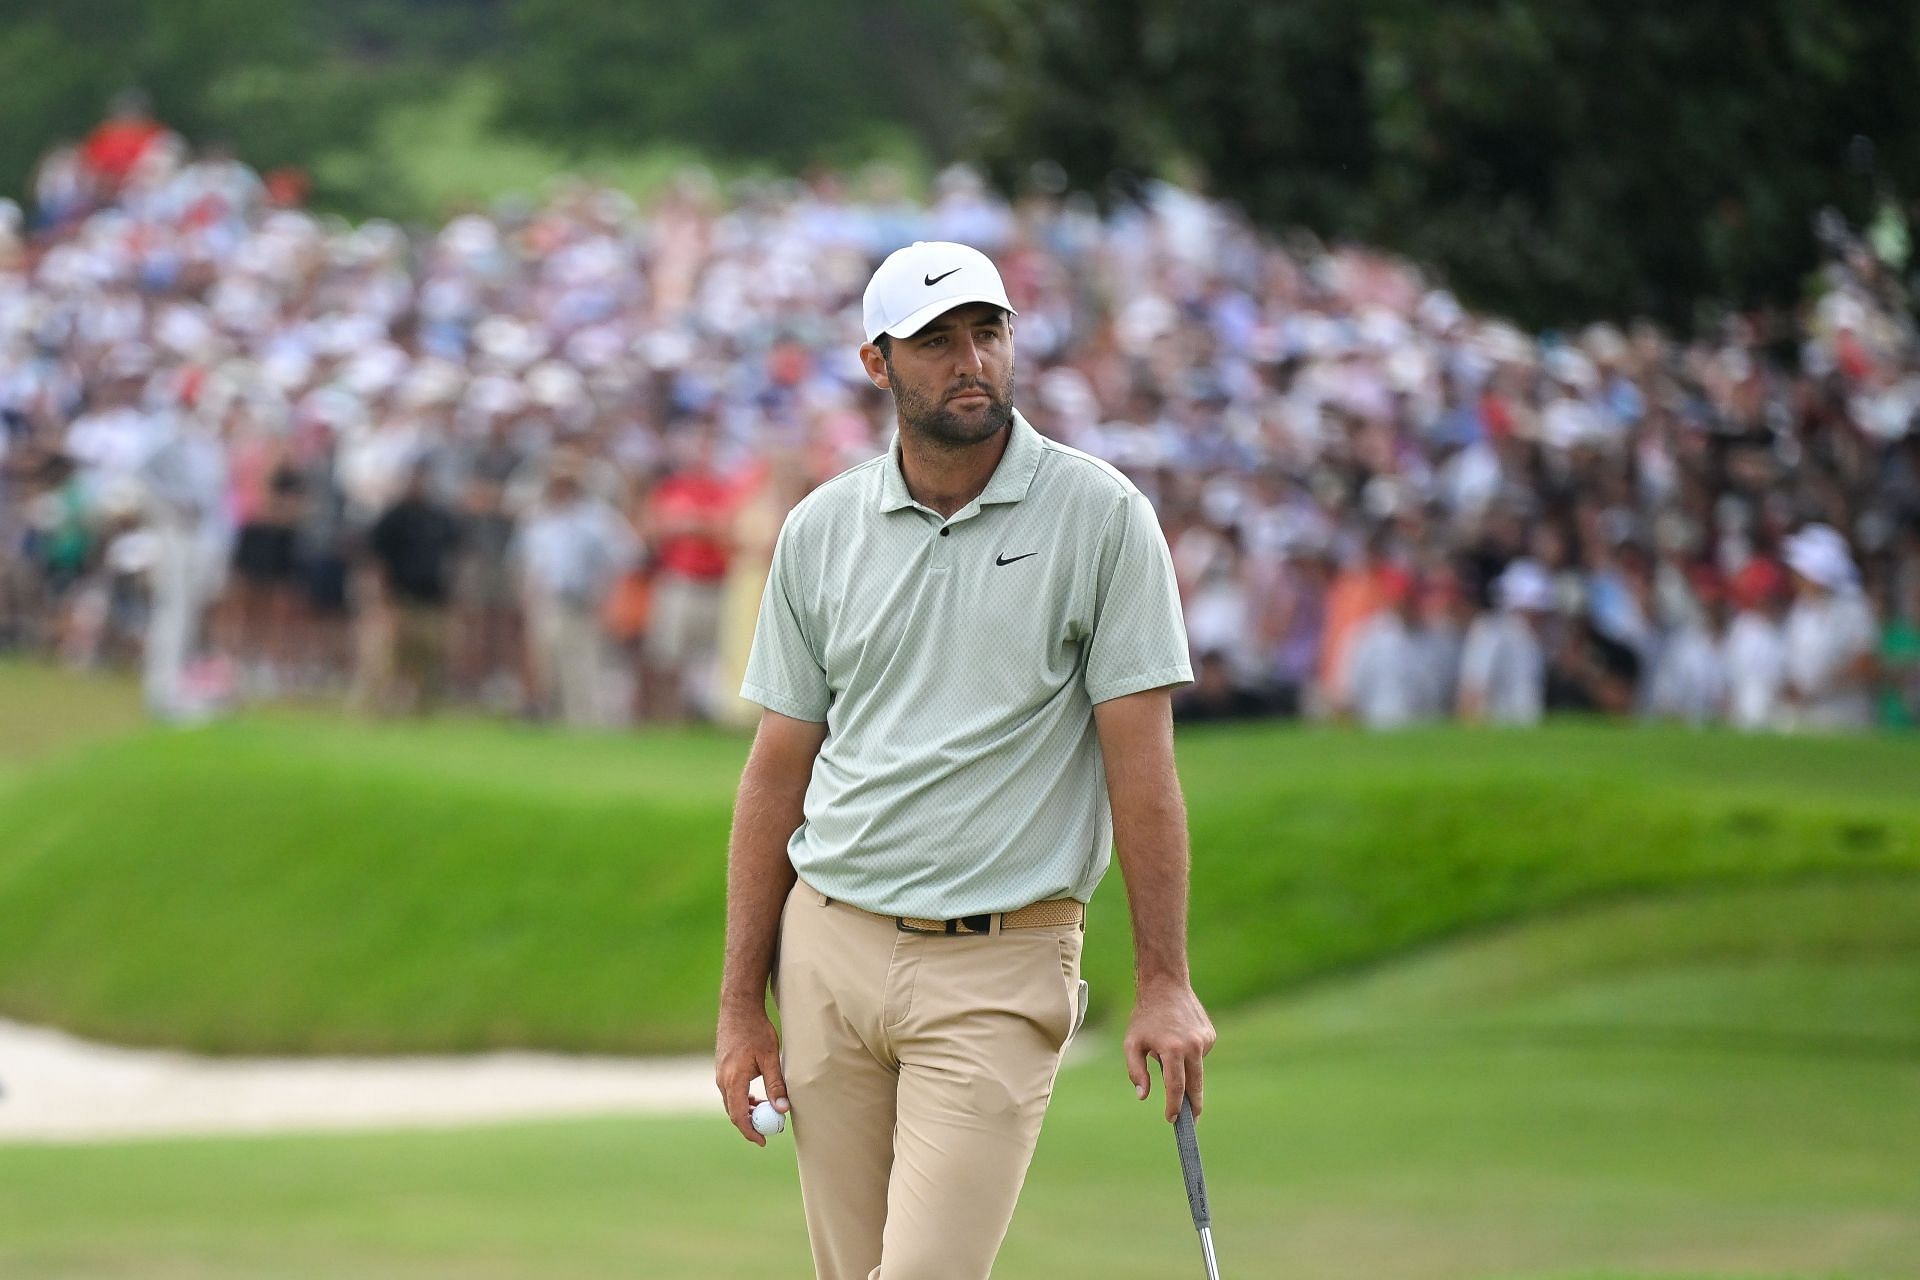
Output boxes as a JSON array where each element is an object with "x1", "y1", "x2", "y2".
[{"x1": 892, "y1": 897, "x2": 1084, "y2": 936}]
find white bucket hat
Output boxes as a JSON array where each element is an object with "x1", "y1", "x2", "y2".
[
  {"x1": 1494, "y1": 559, "x2": 1557, "y2": 613},
  {"x1": 862, "y1": 241, "x2": 1016, "y2": 344},
  {"x1": 1782, "y1": 524, "x2": 1859, "y2": 591}
]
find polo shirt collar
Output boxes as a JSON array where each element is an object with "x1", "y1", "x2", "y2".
[
  {"x1": 877, "y1": 433, "x2": 916, "y2": 512},
  {"x1": 875, "y1": 410, "x2": 1044, "y2": 514},
  {"x1": 979, "y1": 410, "x2": 1045, "y2": 506}
]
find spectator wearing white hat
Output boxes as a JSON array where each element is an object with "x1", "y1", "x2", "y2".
[
  {"x1": 1458, "y1": 558, "x2": 1552, "y2": 726},
  {"x1": 1781, "y1": 524, "x2": 1879, "y2": 731}
]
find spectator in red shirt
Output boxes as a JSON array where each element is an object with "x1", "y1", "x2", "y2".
[
  {"x1": 642, "y1": 424, "x2": 736, "y2": 721},
  {"x1": 80, "y1": 90, "x2": 171, "y2": 198}
]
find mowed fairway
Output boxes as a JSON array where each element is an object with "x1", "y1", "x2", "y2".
[
  {"x1": 1, "y1": 664, "x2": 1917, "y2": 1277},
  {"x1": 2, "y1": 879, "x2": 1915, "y2": 1278}
]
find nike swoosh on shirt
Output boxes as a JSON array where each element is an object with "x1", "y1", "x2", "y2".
[
  {"x1": 995, "y1": 552, "x2": 1038, "y2": 566},
  {"x1": 923, "y1": 268, "x2": 962, "y2": 286}
]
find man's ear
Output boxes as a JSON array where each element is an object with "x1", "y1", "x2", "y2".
[{"x1": 858, "y1": 342, "x2": 891, "y2": 390}]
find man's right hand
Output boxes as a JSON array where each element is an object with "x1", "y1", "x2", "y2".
[{"x1": 714, "y1": 1003, "x2": 790, "y2": 1147}]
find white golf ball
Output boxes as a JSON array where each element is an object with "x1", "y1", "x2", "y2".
[{"x1": 752, "y1": 1100, "x2": 786, "y2": 1136}]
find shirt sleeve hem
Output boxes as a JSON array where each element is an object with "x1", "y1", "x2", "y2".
[
  {"x1": 739, "y1": 682, "x2": 829, "y2": 723},
  {"x1": 1086, "y1": 663, "x2": 1195, "y2": 704}
]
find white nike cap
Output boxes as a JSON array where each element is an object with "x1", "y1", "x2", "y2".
[{"x1": 862, "y1": 241, "x2": 1017, "y2": 344}]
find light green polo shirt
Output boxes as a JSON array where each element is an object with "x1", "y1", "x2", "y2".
[{"x1": 740, "y1": 410, "x2": 1192, "y2": 918}]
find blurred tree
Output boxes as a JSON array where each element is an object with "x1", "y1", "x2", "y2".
[
  {"x1": 0, "y1": 0, "x2": 965, "y2": 219},
  {"x1": 0, "y1": 0, "x2": 453, "y2": 215},
  {"x1": 494, "y1": 0, "x2": 964, "y2": 168},
  {"x1": 325, "y1": 0, "x2": 508, "y2": 61},
  {"x1": 0, "y1": 0, "x2": 292, "y2": 200},
  {"x1": 969, "y1": 0, "x2": 1920, "y2": 329}
]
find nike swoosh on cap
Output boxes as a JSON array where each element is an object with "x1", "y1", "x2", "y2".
[{"x1": 923, "y1": 267, "x2": 962, "y2": 286}]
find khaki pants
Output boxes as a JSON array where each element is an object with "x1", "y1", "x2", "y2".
[
  {"x1": 774, "y1": 879, "x2": 1087, "y2": 1280},
  {"x1": 527, "y1": 595, "x2": 602, "y2": 726},
  {"x1": 393, "y1": 603, "x2": 450, "y2": 712}
]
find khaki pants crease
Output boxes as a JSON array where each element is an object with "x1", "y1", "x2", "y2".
[{"x1": 773, "y1": 878, "x2": 1085, "y2": 1280}]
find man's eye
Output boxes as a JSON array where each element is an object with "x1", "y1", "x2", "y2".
[{"x1": 925, "y1": 336, "x2": 947, "y2": 347}]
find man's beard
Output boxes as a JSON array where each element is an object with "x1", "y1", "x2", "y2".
[{"x1": 889, "y1": 360, "x2": 1015, "y2": 449}]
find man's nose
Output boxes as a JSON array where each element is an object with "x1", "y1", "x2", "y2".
[{"x1": 952, "y1": 334, "x2": 984, "y2": 373}]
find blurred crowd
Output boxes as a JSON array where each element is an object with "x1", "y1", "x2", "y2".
[{"x1": 3, "y1": 98, "x2": 1919, "y2": 731}]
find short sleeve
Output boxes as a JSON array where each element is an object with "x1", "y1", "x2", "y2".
[
  {"x1": 740, "y1": 515, "x2": 831, "y2": 722},
  {"x1": 1083, "y1": 490, "x2": 1194, "y2": 703}
]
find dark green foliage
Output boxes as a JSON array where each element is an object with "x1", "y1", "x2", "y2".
[
  {"x1": 0, "y1": 0, "x2": 289, "y2": 198},
  {"x1": 6, "y1": 1, "x2": 1916, "y2": 329},
  {"x1": 969, "y1": 0, "x2": 1920, "y2": 328},
  {"x1": 491, "y1": 0, "x2": 964, "y2": 168},
  {"x1": 0, "y1": 0, "x2": 442, "y2": 214},
  {"x1": 0, "y1": 0, "x2": 958, "y2": 216}
]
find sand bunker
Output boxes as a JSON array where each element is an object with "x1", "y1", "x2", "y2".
[{"x1": 0, "y1": 1018, "x2": 719, "y2": 1144}]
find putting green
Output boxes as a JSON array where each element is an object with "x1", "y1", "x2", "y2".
[{"x1": 1, "y1": 879, "x2": 1915, "y2": 1279}]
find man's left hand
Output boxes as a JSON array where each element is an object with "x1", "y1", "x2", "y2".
[{"x1": 1124, "y1": 979, "x2": 1217, "y2": 1121}]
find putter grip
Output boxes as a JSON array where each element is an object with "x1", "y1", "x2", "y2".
[{"x1": 1174, "y1": 1096, "x2": 1211, "y2": 1229}]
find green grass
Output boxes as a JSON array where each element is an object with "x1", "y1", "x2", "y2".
[
  {"x1": 315, "y1": 72, "x2": 933, "y2": 224},
  {"x1": 322, "y1": 73, "x2": 713, "y2": 220},
  {"x1": 3, "y1": 659, "x2": 1920, "y2": 1053},
  {"x1": 1, "y1": 664, "x2": 1915, "y2": 1277},
  {"x1": 0, "y1": 879, "x2": 1914, "y2": 1279}
]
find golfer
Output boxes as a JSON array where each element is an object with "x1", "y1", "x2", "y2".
[{"x1": 716, "y1": 241, "x2": 1215, "y2": 1279}]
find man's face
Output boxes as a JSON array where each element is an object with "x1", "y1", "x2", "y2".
[{"x1": 861, "y1": 302, "x2": 1014, "y2": 448}]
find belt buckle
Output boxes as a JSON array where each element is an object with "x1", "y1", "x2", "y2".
[{"x1": 896, "y1": 914, "x2": 994, "y2": 935}]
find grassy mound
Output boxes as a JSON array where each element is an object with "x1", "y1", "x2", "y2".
[
  {"x1": 0, "y1": 714, "x2": 745, "y2": 1052},
  {"x1": 2, "y1": 701, "x2": 1919, "y2": 1053},
  {"x1": 1, "y1": 879, "x2": 1914, "y2": 1278}
]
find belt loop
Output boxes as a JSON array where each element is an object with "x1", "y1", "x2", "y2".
[{"x1": 989, "y1": 911, "x2": 1003, "y2": 937}]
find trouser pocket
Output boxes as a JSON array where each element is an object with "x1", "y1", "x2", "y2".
[{"x1": 1066, "y1": 978, "x2": 1089, "y2": 1049}]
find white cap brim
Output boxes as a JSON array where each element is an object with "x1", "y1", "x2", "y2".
[{"x1": 876, "y1": 292, "x2": 1018, "y2": 343}]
